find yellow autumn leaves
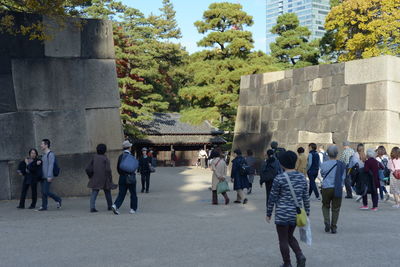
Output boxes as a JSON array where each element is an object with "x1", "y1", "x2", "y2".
[{"x1": 325, "y1": 0, "x2": 400, "y2": 62}]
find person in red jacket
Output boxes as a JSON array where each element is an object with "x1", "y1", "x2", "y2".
[{"x1": 360, "y1": 148, "x2": 383, "y2": 211}]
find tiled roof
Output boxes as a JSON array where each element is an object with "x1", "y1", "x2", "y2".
[{"x1": 135, "y1": 113, "x2": 223, "y2": 135}]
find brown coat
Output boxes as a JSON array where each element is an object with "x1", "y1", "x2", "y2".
[
  {"x1": 86, "y1": 154, "x2": 114, "y2": 190},
  {"x1": 296, "y1": 153, "x2": 307, "y2": 176}
]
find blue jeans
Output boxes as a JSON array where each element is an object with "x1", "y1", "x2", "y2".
[
  {"x1": 379, "y1": 185, "x2": 388, "y2": 200},
  {"x1": 41, "y1": 180, "x2": 61, "y2": 209},
  {"x1": 114, "y1": 175, "x2": 137, "y2": 211},
  {"x1": 308, "y1": 171, "x2": 320, "y2": 198}
]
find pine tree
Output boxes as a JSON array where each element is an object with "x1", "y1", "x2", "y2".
[{"x1": 270, "y1": 13, "x2": 319, "y2": 67}]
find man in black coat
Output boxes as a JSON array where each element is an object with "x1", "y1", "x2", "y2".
[{"x1": 138, "y1": 147, "x2": 152, "y2": 193}]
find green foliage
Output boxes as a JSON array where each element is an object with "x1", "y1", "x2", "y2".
[
  {"x1": 83, "y1": 0, "x2": 188, "y2": 137},
  {"x1": 0, "y1": 0, "x2": 90, "y2": 39},
  {"x1": 178, "y1": 3, "x2": 282, "y2": 148},
  {"x1": 270, "y1": 13, "x2": 319, "y2": 67}
]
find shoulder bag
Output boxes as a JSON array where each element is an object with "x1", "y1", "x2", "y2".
[
  {"x1": 283, "y1": 172, "x2": 307, "y2": 227},
  {"x1": 392, "y1": 160, "x2": 400, "y2": 180}
]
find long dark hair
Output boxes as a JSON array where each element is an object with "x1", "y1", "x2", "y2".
[{"x1": 28, "y1": 148, "x2": 39, "y2": 159}]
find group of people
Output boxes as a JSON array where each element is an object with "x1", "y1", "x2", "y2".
[
  {"x1": 207, "y1": 141, "x2": 400, "y2": 267},
  {"x1": 17, "y1": 139, "x2": 156, "y2": 214}
]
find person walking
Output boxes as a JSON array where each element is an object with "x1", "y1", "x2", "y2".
[
  {"x1": 37, "y1": 139, "x2": 62, "y2": 211},
  {"x1": 111, "y1": 141, "x2": 139, "y2": 215},
  {"x1": 340, "y1": 141, "x2": 355, "y2": 199},
  {"x1": 271, "y1": 141, "x2": 286, "y2": 158},
  {"x1": 138, "y1": 147, "x2": 152, "y2": 193},
  {"x1": 17, "y1": 149, "x2": 42, "y2": 209},
  {"x1": 231, "y1": 149, "x2": 250, "y2": 204},
  {"x1": 388, "y1": 147, "x2": 400, "y2": 208},
  {"x1": 210, "y1": 151, "x2": 230, "y2": 205},
  {"x1": 266, "y1": 151, "x2": 309, "y2": 267},
  {"x1": 320, "y1": 146, "x2": 346, "y2": 234},
  {"x1": 360, "y1": 148, "x2": 382, "y2": 211},
  {"x1": 376, "y1": 146, "x2": 390, "y2": 201},
  {"x1": 295, "y1": 147, "x2": 307, "y2": 176},
  {"x1": 245, "y1": 149, "x2": 257, "y2": 194},
  {"x1": 307, "y1": 143, "x2": 320, "y2": 200},
  {"x1": 349, "y1": 143, "x2": 367, "y2": 202},
  {"x1": 85, "y1": 144, "x2": 115, "y2": 213},
  {"x1": 260, "y1": 149, "x2": 282, "y2": 206},
  {"x1": 199, "y1": 148, "x2": 207, "y2": 169}
]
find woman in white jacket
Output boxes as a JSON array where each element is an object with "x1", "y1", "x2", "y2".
[{"x1": 210, "y1": 151, "x2": 230, "y2": 205}]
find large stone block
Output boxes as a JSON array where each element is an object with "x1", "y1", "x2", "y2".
[
  {"x1": 0, "y1": 162, "x2": 11, "y2": 200},
  {"x1": 44, "y1": 16, "x2": 81, "y2": 58},
  {"x1": 318, "y1": 104, "x2": 336, "y2": 117},
  {"x1": 304, "y1": 65, "x2": 319, "y2": 81},
  {"x1": 0, "y1": 112, "x2": 35, "y2": 161},
  {"x1": 316, "y1": 90, "x2": 328, "y2": 105},
  {"x1": 327, "y1": 87, "x2": 341, "y2": 104},
  {"x1": 277, "y1": 79, "x2": 293, "y2": 92},
  {"x1": 81, "y1": 19, "x2": 115, "y2": 59},
  {"x1": 32, "y1": 110, "x2": 88, "y2": 155},
  {"x1": 336, "y1": 97, "x2": 349, "y2": 114},
  {"x1": 0, "y1": 75, "x2": 17, "y2": 113},
  {"x1": 234, "y1": 106, "x2": 247, "y2": 134},
  {"x1": 262, "y1": 71, "x2": 285, "y2": 85},
  {"x1": 239, "y1": 88, "x2": 249, "y2": 105},
  {"x1": 12, "y1": 59, "x2": 120, "y2": 110},
  {"x1": 298, "y1": 131, "x2": 333, "y2": 144},
  {"x1": 240, "y1": 75, "x2": 251, "y2": 89},
  {"x1": 345, "y1": 56, "x2": 400, "y2": 85},
  {"x1": 348, "y1": 111, "x2": 400, "y2": 144},
  {"x1": 319, "y1": 63, "x2": 344, "y2": 78},
  {"x1": 85, "y1": 108, "x2": 123, "y2": 152}
]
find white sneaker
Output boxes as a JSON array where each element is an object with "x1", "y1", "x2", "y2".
[
  {"x1": 111, "y1": 204, "x2": 119, "y2": 215},
  {"x1": 392, "y1": 204, "x2": 400, "y2": 208},
  {"x1": 129, "y1": 209, "x2": 136, "y2": 214}
]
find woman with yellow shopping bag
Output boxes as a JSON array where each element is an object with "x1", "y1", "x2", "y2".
[{"x1": 266, "y1": 151, "x2": 310, "y2": 267}]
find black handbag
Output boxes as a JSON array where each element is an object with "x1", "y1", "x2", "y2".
[{"x1": 126, "y1": 174, "x2": 136, "y2": 184}]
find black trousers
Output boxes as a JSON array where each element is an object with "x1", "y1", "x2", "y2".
[
  {"x1": 19, "y1": 183, "x2": 37, "y2": 208},
  {"x1": 265, "y1": 180, "x2": 273, "y2": 207},
  {"x1": 276, "y1": 224, "x2": 303, "y2": 265},
  {"x1": 344, "y1": 170, "x2": 353, "y2": 197},
  {"x1": 141, "y1": 173, "x2": 151, "y2": 191}
]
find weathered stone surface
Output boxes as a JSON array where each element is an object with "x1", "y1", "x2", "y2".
[
  {"x1": 322, "y1": 77, "x2": 332, "y2": 89},
  {"x1": 332, "y1": 75, "x2": 345, "y2": 87},
  {"x1": 364, "y1": 81, "x2": 400, "y2": 113},
  {"x1": 340, "y1": 85, "x2": 350, "y2": 97},
  {"x1": 298, "y1": 131, "x2": 333, "y2": 144},
  {"x1": 12, "y1": 59, "x2": 120, "y2": 110},
  {"x1": 262, "y1": 71, "x2": 285, "y2": 84},
  {"x1": 0, "y1": 112, "x2": 35, "y2": 161},
  {"x1": 316, "y1": 89, "x2": 328, "y2": 105},
  {"x1": 285, "y1": 70, "x2": 293, "y2": 78},
  {"x1": 336, "y1": 97, "x2": 349, "y2": 114},
  {"x1": 348, "y1": 84, "x2": 367, "y2": 111},
  {"x1": 32, "y1": 110, "x2": 88, "y2": 155},
  {"x1": 327, "y1": 87, "x2": 341, "y2": 104},
  {"x1": 293, "y1": 68, "x2": 306, "y2": 83},
  {"x1": 0, "y1": 162, "x2": 11, "y2": 200},
  {"x1": 0, "y1": 75, "x2": 17, "y2": 113},
  {"x1": 319, "y1": 62, "x2": 345, "y2": 77},
  {"x1": 318, "y1": 104, "x2": 336, "y2": 117},
  {"x1": 277, "y1": 79, "x2": 293, "y2": 92},
  {"x1": 345, "y1": 56, "x2": 400, "y2": 84},
  {"x1": 349, "y1": 111, "x2": 400, "y2": 144},
  {"x1": 249, "y1": 74, "x2": 262, "y2": 89},
  {"x1": 240, "y1": 75, "x2": 251, "y2": 89},
  {"x1": 44, "y1": 16, "x2": 81, "y2": 58},
  {"x1": 304, "y1": 65, "x2": 319, "y2": 81},
  {"x1": 239, "y1": 88, "x2": 249, "y2": 105},
  {"x1": 85, "y1": 108, "x2": 123, "y2": 152},
  {"x1": 81, "y1": 19, "x2": 115, "y2": 59},
  {"x1": 312, "y1": 78, "x2": 323, "y2": 92}
]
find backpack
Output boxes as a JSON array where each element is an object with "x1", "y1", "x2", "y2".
[
  {"x1": 381, "y1": 158, "x2": 390, "y2": 178},
  {"x1": 47, "y1": 152, "x2": 60, "y2": 177},
  {"x1": 119, "y1": 153, "x2": 139, "y2": 173},
  {"x1": 322, "y1": 152, "x2": 329, "y2": 162},
  {"x1": 262, "y1": 161, "x2": 278, "y2": 182}
]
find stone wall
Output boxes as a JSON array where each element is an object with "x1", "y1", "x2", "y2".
[
  {"x1": 233, "y1": 56, "x2": 400, "y2": 159},
  {"x1": 0, "y1": 13, "x2": 123, "y2": 200}
]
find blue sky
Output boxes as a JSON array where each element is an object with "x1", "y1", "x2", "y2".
[{"x1": 121, "y1": 0, "x2": 266, "y2": 53}]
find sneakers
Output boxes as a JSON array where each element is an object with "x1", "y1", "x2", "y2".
[
  {"x1": 16, "y1": 206, "x2": 25, "y2": 209},
  {"x1": 359, "y1": 206, "x2": 369, "y2": 210},
  {"x1": 297, "y1": 255, "x2": 306, "y2": 267},
  {"x1": 247, "y1": 188, "x2": 252, "y2": 195},
  {"x1": 56, "y1": 199, "x2": 62, "y2": 209},
  {"x1": 90, "y1": 208, "x2": 98, "y2": 213},
  {"x1": 36, "y1": 207, "x2": 47, "y2": 211},
  {"x1": 371, "y1": 207, "x2": 378, "y2": 211},
  {"x1": 243, "y1": 198, "x2": 248, "y2": 204},
  {"x1": 324, "y1": 223, "x2": 330, "y2": 233},
  {"x1": 129, "y1": 209, "x2": 136, "y2": 214},
  {"x1": 392, "y1": 204, "x2": 400, "y2": 208},
  {"x1": 385, "y1": 193, "x2": 390, "y2": 201},
  {"x1": 355, "y1": 196, "x2": 362, "y2": 202},
  {"x1": 111, "y1": 204, "x2": 119, "y2": 215}
]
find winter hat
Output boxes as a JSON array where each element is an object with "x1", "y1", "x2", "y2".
[{"x1": 278, "y1": 151, "x2": 298, "y2": 169}]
